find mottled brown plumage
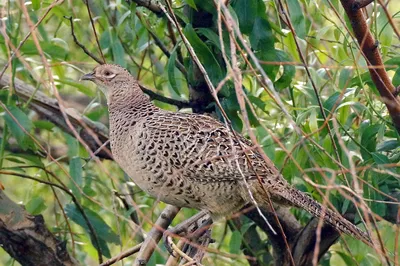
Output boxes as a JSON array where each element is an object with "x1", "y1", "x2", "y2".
[{"x1": 82, "y1": 64, "x2": 372, "y2": 245}]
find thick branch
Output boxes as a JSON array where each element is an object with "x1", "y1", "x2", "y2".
[
  {"x1": 292, "y1": 218, "x2": 340, "y2": 265},
  {"x1": 340, "y1": 0, "x2": 400, "y2": 133},
  {"x1": 135, "y1": 205, "x2": 180, "y2": 265},
  {"x1": 0, "y1": 190, "x2": 78, "y2": 266}
]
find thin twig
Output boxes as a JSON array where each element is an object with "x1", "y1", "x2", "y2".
[
  {"x1": 0, "y1": 0, "x2": 65, "y2": 79},
  {"x1": 100, "y1": 243, "x2": 142, "y2": 266},
  {"x1": 85, "y1": 0, "x2": 106, "y2": 63},
  {"x1": 139, "y1": 84, "x2": 191, "y2": 108},
  {"x1": 64, "y1": 16, "x2": 103, "y2": 64}
]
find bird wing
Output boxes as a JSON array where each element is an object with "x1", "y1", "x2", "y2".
[{"x1": 142, "y1": 111, "x2": 278, "y2": 182}]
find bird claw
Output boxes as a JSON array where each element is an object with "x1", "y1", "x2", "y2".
[{"x1": 163, "y1": 232, "x2": 176, "y2": 257}]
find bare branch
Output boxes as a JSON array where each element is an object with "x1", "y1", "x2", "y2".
[
  {"x1": 135, "y1": 205, "x2": 180, "y2": 265},
  {"x1": 64, "y1": 16, "x2": 103, "y2": 64},
  {"x1": 100, "y1": 243, "x2": 142, "y2": 266}
]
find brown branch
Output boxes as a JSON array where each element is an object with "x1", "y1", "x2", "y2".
[
  {"x1": 0, "y1": 190, "x2": 78, "y2": 266},
  {"x1": 135, "y1": 205, "x2": 180, "y2": 265},
  {"x1": 340, "y1": 0, "x2": 400, "y2": 134},
  {"x1": 100, "y1": 243, "x2": 142, "y2": 266},
  {"x1": 352, "y1": 0, "x2": 375, "y2": 9},
  {"x1": 244, "y1": 206, "x2": 301, "y2": 266},
  {"x1": 292, "y1": 218, "x2": 340, "y2": 266}
]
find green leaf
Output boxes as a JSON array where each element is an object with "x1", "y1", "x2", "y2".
[
  {"x1": 167, "y1": 47, "x2": 180, "y2": 95},
  {"x1": 112, "y1": 39, "x2": 126, "y2": 68},
  {"x1": 32, "y1": 0, "x2": 41, "y2": 10},
  {"x1": 197, "y1": 28, "x2": 223, "y2": 52},
  {"x1": 184, "y1": 24, "x2": 224, "y2": 86},
  {"x1": 65, "y1": 204, "x2": 120, "y2": 258},
  {"x1": 274, "y1": 50, "x2": 295, "y2": 90},
  {"x1": 55, "y1": 78, "x2": 95, "y2": 97},
  {"x1": 70, "y1": 156, "x2": 83, "y2": 186},
  {"x1": 4, "y1": 106, "x2": 35, "y2": 151},
  {"x1": 231, "y1": 0, "x2": 258, "y2": 34},
  {"x1": 371, "y1": 153, "x2": 390, "y2": 165},
  {"x1": 184, "y1": 0, "x2": 197, "y2": 10},
  {"x1": 229, "y1": 230, "x2": 242, "y2": 254},
  {"x1": 100, "y1": 30, "x2": 111, "y2": 49},
  {"x1": 339, "y1": 68, "x2": 352, "y2": 89},
  {"x1": 323, "y1": 92, "x2": 341, "y2": 115},
  {"x1": 20, "y1": 40, "x2": 67, "y2": 60},
  {"x1": 341, "y1": 199, "x2": 350, "y2": 214},
  {"x1": 392, "y1": 68, "x2": 400, "y2": 87},
  {"x1": 376, "y1": 139, "x2": 399, "y2": 152},
  {"x1": 287, "y1": 0, "x2": 306, "y2": 39},
  {"x1": 69, "y1": 156, "x2": 83, "y2": 200},
  {"x1": 248, "y1": 95, "x2": 267, "y2": 113},
  {"x1": 33, "y1": 120, "x2": 55, "y2": 131},
  {"x1": 336, "y1": 251, "x2": 357, "y2": 265},
  {"x1": 26, "y1": 196, "x2": 47, "y2": 215},
  {"x1": 360, "y1": 124, "x2": 380, "y2": 160},
  {"x1": 250, "y1": 18, "x2": 274, "y2": 51}
]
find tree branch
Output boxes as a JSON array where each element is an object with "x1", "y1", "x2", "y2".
[
  {"x1": 0, "y1": 190, "x2": 78, "y2": 266},
  {"x1": 135, "y1": 205, "x2": 180, "y2": 265},
  {"x1": 64, "y1": 16, "x2": 103, "y2": 65},
  {"x1": 126, "y1": 0, "x2": 164, "y2": 16},
  {"x1": 340, "y1": 0, "x2": 400, "y2": 134},
  {"x1": 0, "y1": 74, "x2": 112, "y2": 160},
  {"x1": 139, "y1": 84, "x2": 191, "y2": 109}
]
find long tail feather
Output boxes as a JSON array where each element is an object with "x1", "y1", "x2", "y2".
[{"x1": 277, "y1": 186, "x2": 373, "y2": 246}]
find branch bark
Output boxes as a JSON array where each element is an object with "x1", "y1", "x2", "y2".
[
  {"x1": 340, "y1": 0, "x2": 400, "y2": 133},
  {"x1": 0, "y1": 190, "x2": 78, "y2": 266}
]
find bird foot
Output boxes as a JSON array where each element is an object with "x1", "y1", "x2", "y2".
[{"x1": 162, "y1": 211, "x2": 212, "y2": 259}]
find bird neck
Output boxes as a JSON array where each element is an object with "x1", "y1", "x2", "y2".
[{"x1": 107, "y1": 81, "x2": 158, "y2": 120}]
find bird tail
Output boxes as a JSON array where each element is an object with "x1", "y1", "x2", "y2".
[{"x1": 276, "y1": 186, "x2": 373, "y2": 246}]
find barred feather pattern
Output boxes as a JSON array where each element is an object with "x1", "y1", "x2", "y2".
[{"x1": 88, "y1": 64, "x2": 372, "y2": 246}]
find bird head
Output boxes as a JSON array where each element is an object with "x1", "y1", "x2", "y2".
[{"x1": 81, "y1": 64, "x2": 138, "y2": 104}]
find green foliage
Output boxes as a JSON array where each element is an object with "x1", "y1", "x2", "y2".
[{"x1": 0, "y1": 0, "x2": 399, "y2": 265}]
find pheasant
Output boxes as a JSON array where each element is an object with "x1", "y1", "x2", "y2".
[{"x1": 81, "y1": 64, "x2": 372, "y2": 248}]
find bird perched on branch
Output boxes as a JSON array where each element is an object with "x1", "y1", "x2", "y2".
[{"x1": 81, "y1": 64, "x2": 372, "y2": 247}]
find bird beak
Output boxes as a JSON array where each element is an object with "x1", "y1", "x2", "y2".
[{"x1": 80, "y1": 72, "x2": 95, "y2": 81}]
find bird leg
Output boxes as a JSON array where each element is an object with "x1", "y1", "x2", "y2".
[{"x1": 163, "y1": 210, "x2": 212, "y2": 257}]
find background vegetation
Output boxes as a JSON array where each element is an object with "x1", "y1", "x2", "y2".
[{"x1": 0, "y1": 0, "x2": 399, "y2": 265}]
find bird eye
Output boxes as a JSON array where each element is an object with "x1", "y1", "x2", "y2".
[{"x1": 104, "y1": 71, "x2": 111, "y2": 76}]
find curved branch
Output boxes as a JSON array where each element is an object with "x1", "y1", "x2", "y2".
[{"x1": 340, "y1": 0, "x2": 400, "y2": 133}]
